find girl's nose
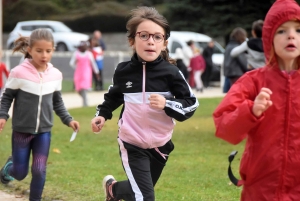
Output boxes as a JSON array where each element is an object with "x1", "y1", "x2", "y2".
[
  {"x1": 288, "y1": 30, "x2": 296, "y2": 39},
  {"x1": 147, "y1": 36, "x2": 155, "y2": 44}
]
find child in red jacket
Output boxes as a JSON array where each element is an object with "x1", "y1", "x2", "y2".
[
  {"x1": 189, "y1": 48, "x2": 206, "y2": 92},
  {"x1": 213, "y1": 0, "x2": 300, "y2": 200},
  {"x1": 0, "y1": 51, "x2": 9, "y2": 93}
]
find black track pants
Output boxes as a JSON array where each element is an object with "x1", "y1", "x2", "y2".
[{"x1": 113, "y1": 138, "x2": 174, "y2": 201}]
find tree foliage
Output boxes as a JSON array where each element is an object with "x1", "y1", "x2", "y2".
[
  {"x1": 3, "y1": 0, "x2": 166, "y2": 32},
  {"x1": 164, "y1": 0, "x2": 300, "y2": 42},
  {"x1": 4, "y1": 0, "x2": 300, "y2": 42},
  {"x1": 3, "y1": 0, "x2": 64, "y2": 31}
]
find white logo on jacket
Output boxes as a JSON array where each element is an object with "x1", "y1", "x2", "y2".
[{"x1": 126, "y1": 81, "x2": 132, "y2": 88}]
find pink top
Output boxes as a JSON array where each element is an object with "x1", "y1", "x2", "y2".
[{"x1": 190, "y1": 54, "x2": 206, "y2": 71}]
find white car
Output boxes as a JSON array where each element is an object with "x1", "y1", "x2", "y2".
[
  {"x1": 6, "y1": 20, "x2": 89, "y2": 52},
  {"x1": 167, "y1": 31, "x2": 225, "y2": 81}
]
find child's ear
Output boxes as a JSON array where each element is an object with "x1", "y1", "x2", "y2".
[
  {"x1": 128, "y1": 38, "x2": 135, "y2": 48},
  {"x1": 27, "y1": 46, "x2": 31, "y2": 55},
  {"x1": 164, "y1": 40, "x2": 168, "y2": 49},
  {"x1": 252, "y1": 30, "x2": 257, "y2": 38}
]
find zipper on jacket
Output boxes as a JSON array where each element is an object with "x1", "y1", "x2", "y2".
[
  {"x1": 277, "y1": 74, "x2": 291, "y2": 198},
  {"x1": 35, "y1": 73, "x2": 43, "y2": 133},
  {"x1": 142, "y1": 62, "x2": 152, "y2": 148},
  {"x1": 142, "y1": 62, "x2": 146, "y2": 103}
]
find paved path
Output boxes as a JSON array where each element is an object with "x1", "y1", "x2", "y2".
[
  {"x1": 0, "y1": 87, "x2": 225, "y2": 200},
  {"x1": 0, "y1": 190, "x2": 27, "y2": 201}
]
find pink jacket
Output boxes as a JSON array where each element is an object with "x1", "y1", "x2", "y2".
[{"x1": 189, "y1": 54, "x2": 206, "y2": 72}]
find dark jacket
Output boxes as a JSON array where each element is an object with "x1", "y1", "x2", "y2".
[
  {"x1": 202, "y1": 46, "x2": 214, "y2": 68},
  {"x1": 176, "y1": 59, "x2": 188, "y2": 79},
  {"x1": 223, "y1": 40, "x2": 247, "y2": 78}
]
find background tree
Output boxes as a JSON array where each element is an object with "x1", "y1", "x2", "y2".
[
  {"x1": 164, "y1": 0, "x2": 300, "y2": 44},
  {"x1": 4, "y1": 0, "x2": 300, "y2": 45}
]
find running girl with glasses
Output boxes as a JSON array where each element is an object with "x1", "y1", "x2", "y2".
[{"x1": 91, "y1": 6, "x2": 199, "y2": 201}]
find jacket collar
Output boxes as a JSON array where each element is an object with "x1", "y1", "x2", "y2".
[
  {"x1": 22, "y1": 58, "x2": 52, "y2": 74},
  {"x1": 130, "y1": 53, "x2": 163, "y2": 69}
]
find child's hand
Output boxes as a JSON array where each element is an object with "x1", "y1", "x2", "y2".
[
  {"x1": 91, "y1": 116, "x2": 105, "y2": 133},
  {"x1": 252, "y1": 87, "x2": 273, "y2": 117},
  {"x1": 0, "y1": 119, "x2": 6, "y2": 133},
  {"x1": 69, "y1": 120, "x2": 80, "y2": 131},
  {"x1": 149, "y1": 94, "x2": 166, "y2": 110}
]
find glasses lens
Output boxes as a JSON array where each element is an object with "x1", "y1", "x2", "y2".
[
  {"x1": 139, "y1": 32, "x2": 149, "y2": 41},
  {"x1": 154, "y1": 34, "x2": 163, "y2": 42}
]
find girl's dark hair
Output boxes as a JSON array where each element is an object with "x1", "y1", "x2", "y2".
[
  {"x1": 230, "y1": 27, "x2": 247, "y2": 44},
  {"x1": 252, "y1": 19, "x2": 264, "y2": 38},
  {"x1": 126, "y1": 6, "x2": 176, "y2": 65},
  {"x1": 13, "y1": 28, "x2": 54, "y2": 59}
]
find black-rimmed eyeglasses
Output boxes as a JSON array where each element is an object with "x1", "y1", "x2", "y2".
[{"x1": 135, "y1": 31, "x2": 165, "y2": 43}]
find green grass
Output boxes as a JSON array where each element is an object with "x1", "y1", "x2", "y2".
[
  {"x1": 61, "y1": 80, "x2": 74, "y2": 93},
  {"x1": 61, "y1": 80, "x2": 111, "y2": 93},
  {"x1": 0, "y1": 98, "x2": 245, "y2": 200}
]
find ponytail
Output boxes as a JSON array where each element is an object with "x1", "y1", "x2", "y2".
[
  {"x1": 161, "y1": 47, "x2": 176, "y2": 65},
  {"x1": 12, "y1": 28, "x2": 54, "y2": 59},
  {"x1": 13, "y1": 36, "x2": 31, "y2": 59}
]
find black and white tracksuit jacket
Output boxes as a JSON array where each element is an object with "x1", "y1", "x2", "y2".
[{"x1": 95, "y1": 54, "x2": 199, "y2": 149}]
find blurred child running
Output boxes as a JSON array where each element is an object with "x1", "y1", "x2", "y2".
[
  {"x1": 69, "y1": 40, "x2": 99, "y2": 107},
  {"x1": 189, "y1": 48, "x2": 206, "y2": 92},
  {"x1": 0, "y1": 28, "x2": 80, "y2": 201},
  {"x1": 91, "y1": 6, "x2": 199, "y2": 201},
  {"x1": 213, "y1": 0, "x2": 300, "y2": 200},
  {"x1": 0, "y1": 51, "x2": 9, "y2": 93},
  {"x1": 89, "y1": 37, "x2": 104, "y2": 91}
]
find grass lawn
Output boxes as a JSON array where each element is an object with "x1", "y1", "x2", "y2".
[
  {"x1": 0, "y1": 98, "x2": 245, "y2": 201},
  {"x1": 61, "y1": 80, "x2": 111, "y2": 93}
]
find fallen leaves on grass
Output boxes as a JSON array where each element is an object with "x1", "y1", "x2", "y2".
[{"x1": 52, "y1": 148, "x2": 61, "y2": 154}]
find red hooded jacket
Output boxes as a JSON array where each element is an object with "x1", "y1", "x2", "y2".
[{"x1": 213, "y1": 0, "x2": 300, "y2": 200}]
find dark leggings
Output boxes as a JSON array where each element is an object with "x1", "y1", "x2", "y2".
[
  {"x1": 8, "y1": 131, "x2": 51, "y2": 201},
  {"x1": 114, "y1": 139, "x2": 174, "y2": 201}
]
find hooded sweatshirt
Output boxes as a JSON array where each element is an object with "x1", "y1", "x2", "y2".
[
  {"x1": 213, "y1": 0, "x2": 300, "y2": 200},
  {"x1": 230, "y1": 38, "x2": 265, "y2": 69},
  {"x1": 0, "y1": 59, "x2": 73, "y2": 134}
]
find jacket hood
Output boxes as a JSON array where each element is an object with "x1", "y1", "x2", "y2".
[{"x1": 263, "y1": 0, "x2": 300, "y2": 66}]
